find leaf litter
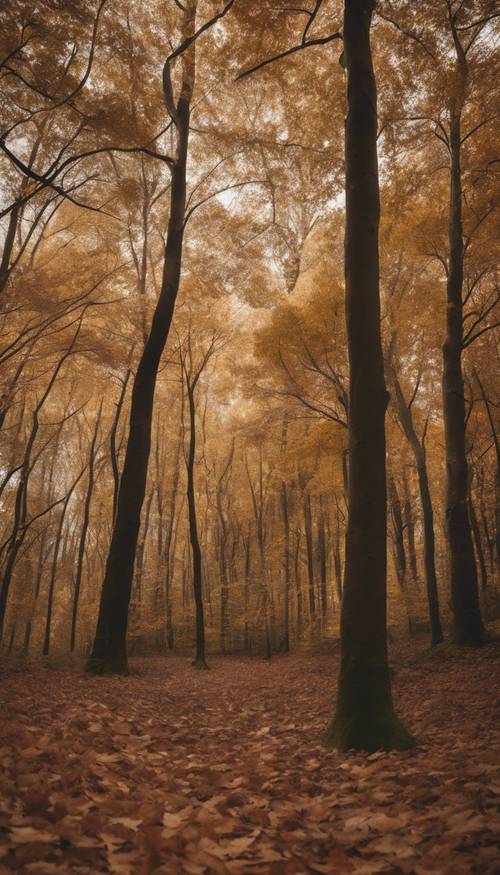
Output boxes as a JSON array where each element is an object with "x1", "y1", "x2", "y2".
[{"x1": 0, "y1": 638, "x2": 498, "y2": 874}]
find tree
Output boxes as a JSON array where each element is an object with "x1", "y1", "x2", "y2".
[
  {"x1": 325, "y1": 0, "x2": 414, "y2": 751},
  {"x1": 86, "y1": 0, "x2": 236, "y2": 674}
]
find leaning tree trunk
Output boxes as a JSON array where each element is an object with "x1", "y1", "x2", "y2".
[
  {"x1": 442, "y1": 104, "x2": 483, "y2": 646},
  {"x1": 325, "y1": 0, "x2": 413, "y2": 751},
  {"x1": 86, "y1": 4, "x2": 196, "y2": 675}
]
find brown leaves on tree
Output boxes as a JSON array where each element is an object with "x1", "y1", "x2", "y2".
[{"x1": 0, "y1": 639, "x2": 499, "y2": 874}]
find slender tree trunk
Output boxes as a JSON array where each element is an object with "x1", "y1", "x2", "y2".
[
  {"x1": 280, "y1": 480, "x2": 291, "y2": 652},
  {"x1": 416, "y1": 463, "x2": 443, "y2": 646},
  {"x1": 134, "y1": 487, "x2": 154, "y2": 604},
  {"x1": 163, "y1": 421, "x2": 182, "y2": 650},
  {"x1": 333, "y1": 519, "x2": 342, "y2": 605},
  {"x1": 86, "y1": 3, "x2": 196, "y2": 674},
  {"x1": 70, "y1": 406, "x2": 102, "y2": 651},
  {"x1": 110, "y1": 366, "x2": 131, "y2": 525},
  {"x1": 388, "y1": 369, "x2": 443, "y2": 646},
  {"x1": 326, "y1": 0, "x2": 414, "y2": 751},
  {"x1": 318, "y1": 495, "x2": 328, "y2": 625},
  {"x1": 42, "y1": 506, "x2": 68, "y2": 656},
  {"x1": 402, "y1": 469, "x2": 418, "y2": 583},
  {"x1": 442, "y1": 106, "x2": 483, "y2": 646},
  {"x1": 43, "y1": 469, "x2": 84, "y2": 655},
  {"x1": 294, "y1": 529, "x2": 303, "y2": 636},
  {"x1": 303, "y1": 492, "x2": 315, "y2": 621},
  {"x1": 388, "y1": 476, "x2": 406, "y2": 590},
  {"x1": 469, "y1": 491, "x2": 488, "y2": 592},
  {"x1": 186, "y1": 383, "x2": 208, "y2": 668}
]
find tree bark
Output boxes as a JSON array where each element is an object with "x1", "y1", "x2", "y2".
[{"x1": 326, "y1": 0, "x2": 414, "y2": 751}]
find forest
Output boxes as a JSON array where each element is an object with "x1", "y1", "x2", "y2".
[{"x1": 0, "y1": 0, "x2": 499, "y2": 873}]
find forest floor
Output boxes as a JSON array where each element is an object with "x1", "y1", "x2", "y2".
[{"x1": 0, "y1": 638, "x2": 499, "y2": 875}]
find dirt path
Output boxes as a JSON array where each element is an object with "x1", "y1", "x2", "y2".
[{"x1": 0, "y1": 641, "x2": 499, "y2": 873}]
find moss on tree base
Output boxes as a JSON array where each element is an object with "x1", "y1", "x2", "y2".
[
  {"x1": 324, "y1": 705, "x2": 415, "y2": 753},
  {"x1": 85, "y1": 653, "x2": 129, "y2": 676}
]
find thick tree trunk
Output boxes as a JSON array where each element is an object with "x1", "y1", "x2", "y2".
[
  {"x1": 326, "y1": 0, "x2": 414, "y2": 751},
  {"x1": 86, "y1": 5, "x2": 196, "y2": 674},
  {"x1": 442, "y1": 109, "x2": 483, "y2": 646}
]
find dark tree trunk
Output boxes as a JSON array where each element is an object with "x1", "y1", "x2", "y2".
[
  {"x1": 333, "y1": 519, "x2": 342, "y2": 604},
  {"x1": 389, "y1": 371, "x2": 443, "y2": 646},
  {"x1": 42, "y1": 506, "x2": 68, "y2": 656},
  {"x1": 43, "y1": 468, "x2": 84, "y2": 655},
  {"x1": 134, "y1": 487, "x2": 154, "y2": 604},
  {"x1": 280, "y1": 480, "x2": 291, "y2": 651},
  {"x1": 110, "y1": 366, "x2": 131, "y2": 525},
  {"x1": 442, "y1": 107, "x2": 483, "y2": 646},
  {"x1": 70, "y1": 405, "x2": 102, "y2": 651},
  {"x1": 469, "y1": 492, "x2": 488, "y2": 592},
  {"x1": 326, "y1": 0, "x2": 414, "y2": 751},
  {"x1": 163, "y1": 422, "x2": 182, "y2": 650},
  {"x1": 388, "y1": 475, "x2": 406, "y2": 590},
  {"x1": 186, "y1": 383, "x2": 208, "y2": 669},
  {"x1": 86, "y1": 5, "x2": 196, "y2": 674},
  {"x1": 402, "y1": 470, "x2": 418, "y2": 583},
  {"x1": 303, "y1": 490, "x2": 316, "y2": 622},
  {"x1": 243, "y1": 532, "x2": 251, "y2": 652},
  {"x1": 294, "y1": 529, "x2": 303, "y2": 635},
  {"x1": 318, "y1": 495, "x2": 328, "y2": 624},
  {"x1": 0, "y1": 336, "x2": 78, "y2": 641}
]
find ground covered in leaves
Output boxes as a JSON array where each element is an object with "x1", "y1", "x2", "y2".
[{"x1": 0, "y1": 639, "x2": 499, "y2": 875}]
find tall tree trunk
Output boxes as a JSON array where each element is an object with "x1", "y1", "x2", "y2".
[
  {"x1": 110, "y1": 366, "x2": 131, "y2": 525},
  {"x1": 388, "y1": 371, "x2": 443, "y2": 646},
  {"x1": 326, "y1": 0, "x2": 414, "y2": 751},
  {"x1": 134, "y1": 486, "x2": 154, "y2": 604},
  {"x1": 442, "y1": 103, "x2": 483, "y2": 646},
  {"x1": 70, "y1": 405, "x2": 102, "y2": 651},
  {"x1": 86, "y1": 3, "x2": 197, "y2": 674},
  {"x1": 186, "y1": 382, "x2": 208, "y2": 668},
  {"x1": 303, "y1": 489, "x2": 316, "y2": 623},
  {"x1": 402, "y1": 469, "x2": 418, "y2": 583},
  {"x1": 43, "y1": 468, "x2": 85, "y2": 655},
  {"x1": 294, "y1": 528, "x2": 303, "y2": 636},
  {"x1": 280, "y1": 480, "x2": 291, "y2": 652},
  {"x1": 318, "y1": 495, "x2": 328, "y2": 625},
  {"x1": 243, "y1": 531, "x2": 251, "y2": 652},
  {"x1": 333, "y1": 518, "x2": 342, "y2": 605},
  {"x1": 469, "y1": 491, "x2": 488, "y2": 592}
]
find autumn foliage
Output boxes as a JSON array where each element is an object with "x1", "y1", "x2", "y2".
[{"x1": 0, "y1": 0, "x2": 499, "y2": 871}]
